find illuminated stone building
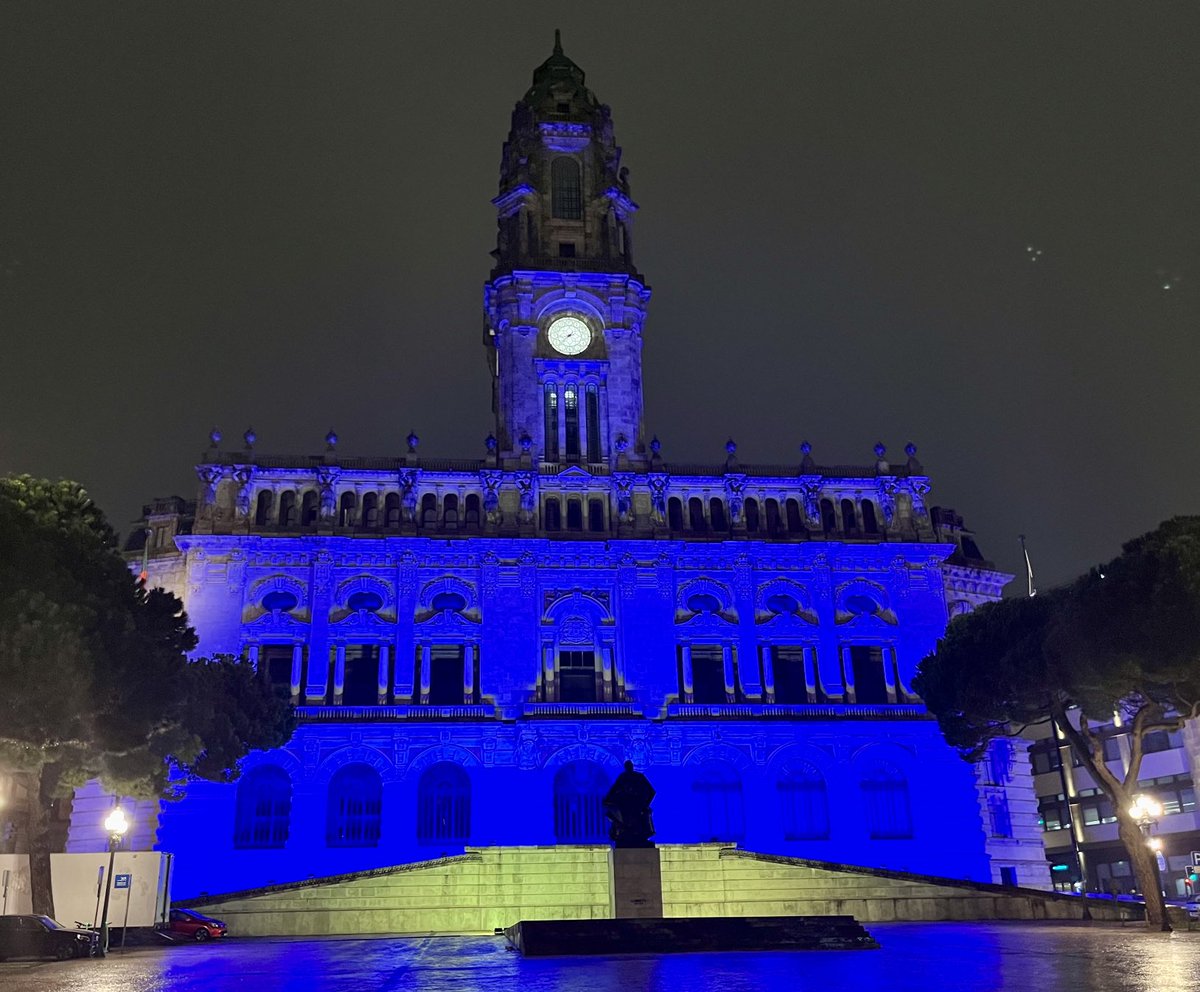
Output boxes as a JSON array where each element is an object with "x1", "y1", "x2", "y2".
[{"x1": 83, "y1": 36, "x2": 1048, "y2": 898}]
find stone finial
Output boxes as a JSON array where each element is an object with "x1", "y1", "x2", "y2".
[
  {"x1": 874, "y1": 442, "x2": 887, "y2": 459},
  {"x1": 519, "y1": 432, "x2": 533, "y2": 453},
  {"x1": 554, "y1": 27, "x2": 562, "y2": 54},
  {"x1": 799, "y1": 441, "x2": 815, "y2": 472},
  {"x1": 614, "y1": 434, "x2": 629, "y2": 453},
  {"x1": 906, "y1": 442, "x2": 923, "y2": 473},
  {"x1": 406, "y1": 431, "x2": 419, "y2": 453},
  {"x1": 243, "y1": 427, "x2": 256, "y2": 449},
  {"x1": 208, "y1": 427, "x2": 222, "y2": 448},
  {"x1": 650, "y1": 436, "x2": 661, "y2": 454},
  {"x1": 325, "y1": 429, "x2": 338, "y2": 451},
  {"x1": 726, "y1": 438, "x2": 737, "y2": 456},
  {"x1": 485, "y1": 434, "x2": 497, "y2": 452}
]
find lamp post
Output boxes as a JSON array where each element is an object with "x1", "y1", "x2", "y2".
[
  {"x1": 97, "y1": 806, "x2": 129, "y2": 957},
  {"x1": 1129, "y1": 793, "x2": 1168, "y2": 931}
]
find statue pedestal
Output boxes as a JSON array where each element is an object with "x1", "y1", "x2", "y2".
[{"x1": 610, "y1": 847, "x2": 662, "y2": 918}]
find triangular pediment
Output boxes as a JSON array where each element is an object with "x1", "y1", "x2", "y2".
[{"x1": 557, "y1": 465, "x2": 593, "y2": 478}]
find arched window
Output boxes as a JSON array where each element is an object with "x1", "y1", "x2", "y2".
[
  {"x1": 551, "y1": 157, "x2": 582, "y2": 220},
  {"x1": 861, "y1": 500, "x2": 879, "y2": 534},
  {"x1": 465, "y1": 494, "x2": 482, "y2": 529},
  {"x1": 279, "y1": 491, "x2": 298, "y2": 527},
  {"x1": 861, "y1": 762, "x2": 912, "y2": 839},
  {"x1": 339, "y1": 492, "x2": 356, "y2": 527},
  {"x1": 688, "y1": 497, "x2": 706, "y2": 532},
  {"x1": 431, "y1": 591, "x2": 467, "y2": 612},
  {"x1": 785, "y1": 498, "x2": 803, "y2": 533},
  {"x1": 585, "y1": 384, "x2": 601, "y2": 463},
  {"x1": 361, "y1": 493, "x2": 380, "y2": 528},
  {"x1": 778, "y1": 762, "x2": 829, "y2": 840},
  {"x1": 254, "y1": 491, "x2": 273, "y2": 526},
  {"x1": 588, "y1": 498, "x2": 605, "y2": 532},
  {"x1": 553, "y1": 761, "x2": 609, "y2": 843},
  {"x1": 840, "y1": 498, "x2": 858, "y2": 534},
  {"x1": 421, "y1": 493, "x2": 438, "y2": 527},
  {"x1": 347, "y1": 591, "x2": 383, "y2": 613},
  {"x1": 566, "y1": 498, "x2": 583, "y2": 531},
  {"x1": 709, "y1": 498, "x2": 727, "y2": 532},
  {"x1": 544, "y1": 383, "x2": 559, "y2": 462},
  {"x1": 262, "y1": 590, "x2": 298, "y2": 612},
  {"x1": 416, "y1": 762, "x2": 471, "y2": 844},
  {"x1": 443, "y1": 494, "x2": 459, "y2": 531},
  {"x1": 819, "y1": 498, "x2": 836, "y2": 533},
  {"x1": 327, "y1": 764, "x2": 383, "y2": 848},
  {"x1": 744, "y1": 498, "x2": 760, "y2": 533},
  {"x1": 301, "y1": 491, "x2": 319, "y2": 526},
  {"x1": 667, "y1": 497, "x2": 684, "y2": 532},
  {"x1": 384, "y1": 493, "x2": 401, "y2": 528},
  {"x1": 544, "y1": 497, "x2": 562, "y2": 532},
  {"x1": 564, "y1": 385, "x2": 580, "y2": 460},
  {"x1": 691, "y1": 761, "x2": 745, "y2": 841},
  {"x1": 765, "y1": 499, "x2": 782, "y2": 536},
  {"x1": 233, "y1": 766, "x2": 292, "y2": 849}
]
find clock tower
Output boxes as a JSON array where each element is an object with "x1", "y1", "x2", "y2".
[{"x1": 484, "y1": 33, "x2": 651, "y2": 468}]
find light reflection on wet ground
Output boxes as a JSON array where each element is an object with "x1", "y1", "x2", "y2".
[{"x1": 1, "y1": 923, "x2": 1199, "y2": 992}]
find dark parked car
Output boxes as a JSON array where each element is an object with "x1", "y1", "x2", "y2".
[
  {"x1": 0, "y1": 915, "x2": 98, "y2": 960},
  {"x1": 164, "y1": 908, "x2": 227, "y2": 941}
]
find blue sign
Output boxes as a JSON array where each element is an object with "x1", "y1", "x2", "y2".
[{"x1": 114, "y1": 874, "x2": 131, "y2": 889}]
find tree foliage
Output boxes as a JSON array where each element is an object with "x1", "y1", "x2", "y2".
[
  {"x1": 914, "y1": 515, "x2": 1200, "y2": 930},
  {"x1": 0, "y1": 476, "x2": 294, "y2": 913}
]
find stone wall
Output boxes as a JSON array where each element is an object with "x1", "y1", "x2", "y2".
[
  {"x1": 188, "y1": 846, "x2": 612, "y2": 937},
  {"x1": 188, "y1": 844, "x2": 1135, "y2": 936}
]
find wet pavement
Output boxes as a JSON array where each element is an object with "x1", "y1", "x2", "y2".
[{"x1": 1, "y1": 922, "x2": 1199, "y2": 992}]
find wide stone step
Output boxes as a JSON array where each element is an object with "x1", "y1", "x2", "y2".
[{"x1": 504, "y1": 915, "x2": 879, "y2": 956}]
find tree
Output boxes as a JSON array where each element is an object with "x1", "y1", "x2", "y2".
[
  {"x1": 0, "y1": 476, "x2": 294, "y2": 917},
  {"x1": 914, "y1": 516, "x2": 1200, "y2": 931}
]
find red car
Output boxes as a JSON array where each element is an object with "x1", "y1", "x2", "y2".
[{"x1": 165, "y1": 908, "x2": 227, "y2": 941}]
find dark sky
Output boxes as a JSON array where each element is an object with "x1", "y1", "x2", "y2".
[{"x1": 3, "y1": 3, "x2": 1197, "y2": 589}]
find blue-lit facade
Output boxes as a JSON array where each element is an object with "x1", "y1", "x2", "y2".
[{"x1": 91, "y1": 38, "x2": 1048, "y2": 899}]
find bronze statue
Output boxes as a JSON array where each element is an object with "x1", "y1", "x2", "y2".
[{"x1": 603, "y1": 760, "x2": 656, "y2": 847}]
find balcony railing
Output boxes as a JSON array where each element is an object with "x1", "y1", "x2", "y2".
[
  {"x1": 521, "y1": 703, "x2": 640, "y2": 718},
  {"x1": 667, "y1": 703, "x2": 929, "y2": 720},
  {"x1": 296, "y1": 704, "x2": 495, "y2": 721}
]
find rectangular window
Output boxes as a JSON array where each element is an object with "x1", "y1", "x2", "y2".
[
  {"x1": 585, "y1": 387, "x2": 601, "y2": 463},
  {"x1": 1103, "y1": 735, "x2": 1124, "y2": 762},
  {"x1": 544, "y1": 385, "x2": 559, "y2": 462},
  {"x1": 564, "y1": 385, "x2": 580, "y2": 459},
  {"x1": 999, "y1": 866, "x2": 1018, "y2": 887},
  {"x1": 559, "y1": 650, "x2": 596, "y2": 703},
  {"x1": 429, "y1": 645, "x2": 464, "y2": 706},
  {"x1": 691, "y1": 646, "x2": 727, "y2": 705},
  {"x1": 342, "y1": 645, "x2": 380, "y2": 706},
  {"x1": 849, "y1": 646, "x2": 888, "y2": 705},
  {"x1": 773, "y1": 646, "x2": 808, "y2": 705},
  {"x1": 261, "y1": 645, "x2": 295, "y2": 698},
  {"x1": 1038, "y1": 795, "x2": 1069, "y2": 831}
]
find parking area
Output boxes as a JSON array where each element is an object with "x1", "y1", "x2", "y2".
[{"x1": 0, "y1": 922, "x2": 1198, "y2": 992}]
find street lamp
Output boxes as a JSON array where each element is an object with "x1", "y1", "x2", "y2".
[
  {"x1": 1129, "y1": 794, "x2": 1168, "y2": 929},
  {"x1": 97, "y1": 806, "x2": 129, "y2": 957}
]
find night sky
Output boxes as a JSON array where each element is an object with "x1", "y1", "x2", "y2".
[{"x1": 3, "y1": 4, "x2": 1197, "y2": 589}]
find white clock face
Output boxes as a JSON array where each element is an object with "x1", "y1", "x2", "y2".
[{"x1": 547, "y1": 315, "x2": 592, "y2": 356}]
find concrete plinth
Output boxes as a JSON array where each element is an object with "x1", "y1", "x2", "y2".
[{"x1": 610, "y1": 848, "x2": 662, "y2": 918}]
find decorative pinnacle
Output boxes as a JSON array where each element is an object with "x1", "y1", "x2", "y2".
[
  {"x1": 485, "y1": 433, "x2": 497, "y2": 452},
  {"x1": 614, "y1": 434, "x2": 629, "y2": 453},
  {"x1": 325, "y1": 429, "x2": 338, "y2": 450},
  {"x1": 554, "y1": 28, "x2": 562, "y2": 54},
  {"x1": 209, "y1": 427, "x2": 222, "y2": 448},
  {"x1": 650, "y1": 436, "x2": 661, "y2": 454},
  {"x1": 725, "y1": 438, "x2": 737, "y2": 455},
  {"x1": 800, "y1": 441, "x2": 812, "y2": 455},
  {"x1": 905, "y1": 442, "x2": 917, "y2": 457},
  {"x1": 519, "y1": 433, "x2": 533, "y2": 452},
  {"x1": 406, "y1": 431, "x2": 419, "y2": 453},
  {"x1": 875, "y1": 442, "x2": 887, "y2": 459},
  {"x1": 243, "y1": 427, "x2": 256, "y2": 449}
]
